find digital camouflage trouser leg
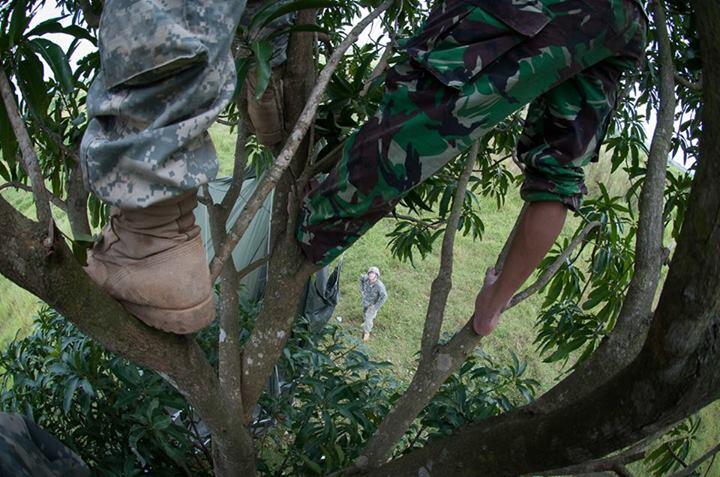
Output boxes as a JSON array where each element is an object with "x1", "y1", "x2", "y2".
[
  {"x1": 81, "y1": 0, "x2": 247, "y2": 209},
  {"x1": 297, "y1": 0, "x2": 647, "y2": 265},
  {"x1": 362, "y1": 305, "x2": 379, "y2": 334}
]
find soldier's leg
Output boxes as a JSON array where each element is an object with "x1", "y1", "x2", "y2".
[
  {"x1": 362, "y1": 306, "x2": 377, "y2": 334},
  {"x1": 297, "y1": 0, "x2": 646, "y2": 265},
  {"x1": 82, "y1": 0, "x2": 246, "y2": 207},
  {"x1": 472, "y1": 56, "x2": 641, "y2": 335},
  {"x1": 81, "y1": 0, "x2": 247, "y2": 333}
]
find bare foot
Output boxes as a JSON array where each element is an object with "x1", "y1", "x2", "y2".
[{"x1": 471, "y1": 267, "x2": 503, "y2": 336}]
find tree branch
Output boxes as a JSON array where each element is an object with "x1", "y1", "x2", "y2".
[
  {"x1": 0, "y1": 67, "x2": 53, "y2": 228},
  {"x1": 508, "y1": 220, "x2": 600, "y2": 307},
  {"x1": 65, "y1": 162, "x2": 91, "y2": 238},
  {"x1": 77, "y1": 0, "x2": 101, "y2": 28},
  {"x1": 420, "y1": 143, "x2": 478, "y2": 362},
  {"x1": 356, "y1": 2, "x2": 720, "y2": 473},
  {"x1": 208, "y1": 0, "x2": 393, "y2": 281},
  {"x1": 674, "y1": 73, "x2": 702, "y2": 92},
  {"x1": 0, "y1": 194, "x2": 256, "y2": 476},
  {"x1": 360, "y1": 36, "x2": 395, "y2": 98},
  {"x1": 0, "y1": 181, "x2": 67, "y2": 212},
  {"x1": 668, "y1": 442, "x2": 720, "y2": 477}
]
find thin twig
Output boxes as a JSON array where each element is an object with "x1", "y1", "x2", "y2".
[
  {"x1": 420, "y1": 144, "x2": 478, "y2": 361},
  {"x1": 360, "y1": 36, "x2": 395, "y2": 97},
  {"x1": 507, "y1": 220, "x2": 601, "y2": 307},
  {"x1": 236, "y1": 256, "x2": 270, "y2": 281},
  {"x1": 674, "y1": 73, "x2": 702, "y2": 91},
  {"x1": 0, "y1": 68, "x2": 53, "y2": 228},
  {"x1": 309, "y1": 139, "x2": 347, "y2": 174},
  {"x1": 208, "y1": 0, "x2": 394, "y2": 281}
]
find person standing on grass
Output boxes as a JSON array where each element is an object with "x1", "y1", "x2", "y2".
[{"x1": 359, "y1": 267, "x2": 388, "y2": 341}]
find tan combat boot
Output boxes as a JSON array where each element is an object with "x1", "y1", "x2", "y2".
[{"x1": 85, "y1": 191, "x2": 214, "y2": 334}]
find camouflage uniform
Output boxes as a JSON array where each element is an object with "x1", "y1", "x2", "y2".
[
  {"x1": 359, "y1": 271, "x2": 388, "y2": 334},
  {"x1": 81, "y1": 0, "x2": 247, "y2": 209},
  {"x1": 240, "y1": 0, "x2": 296, "y2": 146},
  {"x1": 80, "y1": 0, "x2": 299, "y2": 208},
  {"x1": 0, "y1": 412, "x2": 90, "y2": 477},
  {"x1": 297, "y1": 0, "x2": 647, "y2": 265}
]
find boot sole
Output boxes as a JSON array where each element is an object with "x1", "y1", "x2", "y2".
[{"x1": 121, "y1": 294, "x2": 215, "y2": 335}]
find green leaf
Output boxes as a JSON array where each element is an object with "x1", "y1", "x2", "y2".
[
  {"x1": 27, "y1": 38, "x2": 74, "y2": 94},
  {"x1": 250, "y1": 0, "x2": 335, "y2": 32},
  {"x1": 250, "y1": 40, "x2": 273, "y2": 100},
  {"x1": 7, "y1": 0, "x2": 30, "y2": 49},
  {"x1": 63, "y1": 377, "x2": 79, "y2": 413},
  {"x1": 16, "y1": 46, "x2": 50, "y2": 115},
  {"x1": 300, "y1": 454, "x2": 323, "y2": 474},
  {"x1": 0, "y1": 157, "x2": 10, "y2": 181},
  {"x1": 26, "y1": 18, "x2": 97, "y2": 45}
]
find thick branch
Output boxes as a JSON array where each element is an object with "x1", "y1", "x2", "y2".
[
  {"x1": 356, "y1": 2, "x2": 720, "y2": 473},
  {"x1": 0, "y1": 195, "x2": 255, "y2": 476},
  {"x1": 420, "y1": 144, "x2": 478, "y2": 362},
  {"x1": 0, "y1": 68, "x2": 52, "y2": 227},
  {"x1": 208, "y1": 0, "x2": 393, "y2": 281},
  {"x1": 238, "y1": 7, "x2": 324, "y2": 421}
]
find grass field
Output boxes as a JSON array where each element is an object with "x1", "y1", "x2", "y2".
[{"x1": 1, "y1": 125, "x2": 718, "y2": 475}]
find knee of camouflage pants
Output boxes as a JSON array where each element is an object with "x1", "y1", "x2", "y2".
[{"x1": 81, "y1": 0, "x2": 247, "y2": 209}]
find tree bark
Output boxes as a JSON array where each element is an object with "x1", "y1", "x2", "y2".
[
  {"x1": 356, "y1": 220, "x2": 599, "y2": 469},
  {"x1": 66, "y1": 161, "x2": 91, "y2": 239},
  {"x1": 239, "y1": 9, "x2": 321, "y2": 421}
]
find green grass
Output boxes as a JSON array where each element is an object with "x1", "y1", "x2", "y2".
[{"x1": 331, "y1": 191, "x2": 571, "y2": 390}]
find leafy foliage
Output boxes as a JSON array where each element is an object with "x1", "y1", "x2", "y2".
[
  {"x1": 0, "y1": 308, "x2": 214, "y2": 476},
  {"x1": 400, "y1": 349, "x2": 539, "y2": 455},
  {"x1": 644, "y1": 416, "x2": 702, "y2": 477}
]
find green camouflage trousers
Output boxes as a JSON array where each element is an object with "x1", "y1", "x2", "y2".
[{"x1": 297, "y1": 0, "x2": 647, "y2": 265}]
